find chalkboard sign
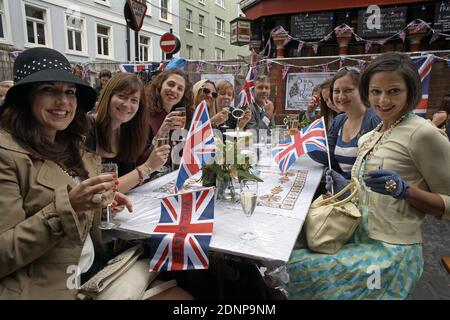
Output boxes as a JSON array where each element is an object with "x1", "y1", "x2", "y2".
[
  {"x1": 434, "y1": 1, "x2": 450, "y2": 33},
  {"x1": 357, "y1": 6, "x2": 407, "y2": 37},
  {"x1": 290, "y1": 13, "x2": 334, "y2": 40}
]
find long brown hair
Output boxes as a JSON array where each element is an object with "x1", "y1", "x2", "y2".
[
  {"x1": 94, "y1": 72, "x2": 149, "y2": 163},
  {"x1": 0, "y1": 83, "x2": 89, "y2": 179},
  {"x1": 146, "y1": 69, "x2": 193, "y2": 115}
]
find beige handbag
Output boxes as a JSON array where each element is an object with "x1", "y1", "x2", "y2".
[
  {"x1": 305, "y1": 178, "x2": 361, "y2": 254},
  {"x1": 77, "y1": 245, "x2": 177, "y2": 300}
]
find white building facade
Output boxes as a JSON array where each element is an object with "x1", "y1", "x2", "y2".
[{"x1": 0, "y1": 0, "x2": 180, "y2": 65}]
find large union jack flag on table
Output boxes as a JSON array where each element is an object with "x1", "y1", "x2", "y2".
[
  {"x1": 237, "y1": 66, "x2": 255, "y2": 109},
  {"x1": 412, "y1": 54, "x2": 434, "y2": 117},
  {"x1": 175, "y1": 100, "x2": 217, "y2": 191},
  {"x1": 272, "y1": 118, "x2": 328, "y2": 173},
  {"x1": 149, "y1": 188, "x2": 215, "y2": 272}
]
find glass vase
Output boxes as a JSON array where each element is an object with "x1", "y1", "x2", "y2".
[{"x1": 216, "y1": 176, "x2": 236, "y2": 201}]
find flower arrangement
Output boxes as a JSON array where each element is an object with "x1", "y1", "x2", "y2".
[{"x1": 201, "y1": 135, "x2": 263, "y2": 200}]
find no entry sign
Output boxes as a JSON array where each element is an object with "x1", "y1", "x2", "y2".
[{"x1": 160, "y1": 33, "x2": 180, "y2": 54}]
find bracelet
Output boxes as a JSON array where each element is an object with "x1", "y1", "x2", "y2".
[{"x1": 136, "y1": 167, "x2": 144, "y2": 186}]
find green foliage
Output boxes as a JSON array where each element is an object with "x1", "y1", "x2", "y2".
[{"x1": 201, "y1": 138, "x2": 263, "y2": 186}]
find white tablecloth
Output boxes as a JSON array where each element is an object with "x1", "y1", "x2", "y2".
[{"x1": 113, "y1": 155, "x2": 324, "y2": 267}]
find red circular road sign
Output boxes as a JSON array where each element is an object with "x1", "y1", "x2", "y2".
[{"x1": 160, "y1": 33, "x2": 178, "y2": 54}]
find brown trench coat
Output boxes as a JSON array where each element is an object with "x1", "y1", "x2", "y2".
[{"x1": 0, "y1": 130, "x2": 106, "y2": 299}]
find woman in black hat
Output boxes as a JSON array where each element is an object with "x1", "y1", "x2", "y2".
[{"x1": 0, "y1": 47, "x2": 132, "y2": 299}]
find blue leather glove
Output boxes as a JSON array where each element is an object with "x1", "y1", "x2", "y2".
[
  {"x1": 325, "y1": 169, "x2": 348, "y2": 195},
  {"x1": 364, "y1": 169, "x2": 410, "y2": 199}
]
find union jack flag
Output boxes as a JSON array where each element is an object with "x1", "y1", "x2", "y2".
[
  {"x1": 412, "y1": 54, "x2": 434, "y2": 117},
  {"x1": 175, "y1": 101, "x2": 217, "y2": 191},
  {"x1": 272, "y1": 118, "x2": 328, "y2": 173},
  {"x1": 214, "y1": 64, "x2": 224, "y2": 74},
  {"x1": 149, "y1": 188, "x2": 215, "y2": 272},
  {"x1": 237, "y1": 66, "x2": 255, "y2": 109}
]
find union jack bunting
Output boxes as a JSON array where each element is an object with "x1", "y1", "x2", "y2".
[
  {"x1": 237, "y1": 66, "x2": 255, "y2": 109},
  {"x1": 214, "y1": 64, "x2": 224, "y2": 74},
  {"x1": 232, "y1": 65, "x2": 241, "y2": 76},
  {"x1": 272, "y1": 117, "x2": 328, "y2": 173},
  {"x1": 196, "y1": 61, "x2": 205, "y2": 73},
  {"x1": 175, "y1": 101, "x2": 217, "y2": 191},
  {"x1": 149, "y1": 188, "x2": 215, "y2": 272},
  {"x1": 412, "y1": 54, "x2": 434, "y2": 117}
]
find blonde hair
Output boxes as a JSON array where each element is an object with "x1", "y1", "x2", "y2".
[
  {"x1": 216, "y1": 80, "x2": 234, "y2": 98},
  {"x1": 192, "y1": 79, "x2": 217, "y2": 116}
]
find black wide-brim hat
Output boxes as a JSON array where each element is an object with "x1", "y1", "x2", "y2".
[{"x1": 3, "y1": 47, "x2": 96, "y2": 112}]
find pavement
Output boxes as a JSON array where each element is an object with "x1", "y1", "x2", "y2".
[{"x1": 409, "y1": 215, "x2": 450, "y2": 300}]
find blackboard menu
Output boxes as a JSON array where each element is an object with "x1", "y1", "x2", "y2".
[
  {"x1": 290, "y1": 12, "x2": 334, "y2": 40},
  {"x1": 357, "y1": 6, "x2": 407, "y2": 37},
  {"x1": 434, "y1": 1, "x2": 450, "y2": 33}
]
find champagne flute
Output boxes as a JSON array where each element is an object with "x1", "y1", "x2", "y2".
[
  {"x1": 156, "y1": 135, "x2": 170, "y2": 174},
  {"x1": 361, "y1": 155, "x2": 384, "y2": 212},
  {"x1": 99, "y1": 163, "x2": 119, "y2": 230},
  {"x1": 239, "y1": 179, "x2": 258, "y2": 240},
  {"x1": 219, "y1": 106, "x2": 232, "y2": 130}
]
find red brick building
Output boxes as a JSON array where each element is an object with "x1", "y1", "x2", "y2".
[{"x1": 239, "y1": 0, "x2": 450, "y2": 119}]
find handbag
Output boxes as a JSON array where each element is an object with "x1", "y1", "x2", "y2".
[
  {"x1": 77, "y1": 244, "x2": 176, "y2": 300},
  {"x1": 305, "y1": 178, "x2": 361, "y2": 254}
]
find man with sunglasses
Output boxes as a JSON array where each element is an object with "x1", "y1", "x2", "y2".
[{"x1": 247, "y1": 76, "x2": 275, "y2": 134}]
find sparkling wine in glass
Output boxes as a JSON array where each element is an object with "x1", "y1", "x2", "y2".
[
  {"x1": 220, "y1": 106, "x2": 232, "y2": 130},
  {"x1": 156, "y1": 136, "x2": 170, "y2": 174},
  {"x1": 239, "y1": 179, "x2": 258, "y2": 240},
  {"x1": 361, "y1": 156, "x2": 384, "y2": 212},
  {"x1": 99, "y1": 163, "x2": 118, "y2": 230}
]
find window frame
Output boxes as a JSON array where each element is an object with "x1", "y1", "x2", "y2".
[
  {"x1": 95, "y1": 22, "x2": 114, "y2": 60},
  {"x1": 94, "y1": 0, "x2": 111, "y2": 7},
  {"x1": 185, "y1": 8, "x2": 192, "y2": 31},
  {"x1": 215, "y1": 47, "x2": 224, "y2": 61},
  {"x1": 215, "y1": 0, "x2": 225, "y2": 9},
  {"x1": 0, "y1": 0, "x2": 12, "y2": 44},
  {"x1": 22, "y1": 1, "x2": 53, "y2": 48},
  {"x1": 159, "y1": 0, "x2": 172, "y2": 24},
  {"x1": 215, "y1": 17, "x2": 225, "y2": 38},
  {"x1": 199, "y1": 48, "x2": 205, "y2": 60},
  {"x1": 139, "y1": 34, "x2": 152, "y2": 62},
  {"x1": 186, "y1": 44, "x2": 193, "y2": 60},
  {"x1": 64, "y1": 13, "x2": 88, "y2": 57},
  {"x1": 198, "y1": 14, "x2": 205, "y2": 36}
]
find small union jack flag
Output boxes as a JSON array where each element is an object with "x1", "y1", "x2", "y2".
[
  {"x1": 149, "y1": 188, "x2": 215, "y2": 272},
  {"x1": 272, "y1": 118, "x2": 328, "y2": 173},
  {"x1": 214, "y1": 64, "x2": 224, "y2": 74},
  {"x1": 412, "y1": 54, "x2": 434, "y2": 117},
  {"x1": 175, "y1": 101, "x2": 217, "y2": 191},
  {"x1": 237, "y1": 66, "x2": 255, "y2": 109}
]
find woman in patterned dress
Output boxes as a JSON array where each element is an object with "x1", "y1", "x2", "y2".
[{"x1": 280, "y1": 52, "x2": 450, "y2": 300}]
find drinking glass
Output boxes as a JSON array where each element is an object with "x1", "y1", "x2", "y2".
[
  {"x1": 239, "y1": 179, "x2": 258, "y2": 240},
  {"x1": 99, "y1": 163, "x2": 119, "y2": 230},
  {"x1": 361, "y1": 155, "x2": 384, "y2": 212},
  {"x1": 174, "y1": 107, "x2": 186, "y2": 129},
  {"x1": 156, "y1": 135, "x2": 170, "y2": 174}
]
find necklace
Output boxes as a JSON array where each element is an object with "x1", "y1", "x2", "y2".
[
  {"x1": 351, "y1": 112, "x2": 413, "y2": 178},
  {"x1": 56, "y1": 163, "x2": 81, "y2": 185}
]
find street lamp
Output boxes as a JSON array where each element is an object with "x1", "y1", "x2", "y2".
[{"x1": 230, "y1": 16, "x2": 252, "y2": 46}]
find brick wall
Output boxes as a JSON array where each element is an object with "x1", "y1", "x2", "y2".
[{"x1": 266, "y1": 53, "x2": 450, "y2": 124}]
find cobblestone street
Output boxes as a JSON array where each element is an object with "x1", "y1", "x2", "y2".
[{"x1": 409, "y1": 216, "x2": 450, "y2": 300}]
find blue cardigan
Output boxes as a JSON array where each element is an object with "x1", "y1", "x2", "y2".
[{"x1": 309, "y1": 108, "x2": 381, "y2": 179}]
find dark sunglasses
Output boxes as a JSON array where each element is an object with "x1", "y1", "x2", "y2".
[{"x1": 201, "y1": 87, "x2": 218, "y2": 98}]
